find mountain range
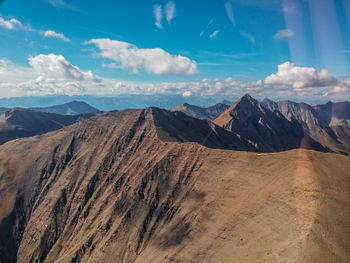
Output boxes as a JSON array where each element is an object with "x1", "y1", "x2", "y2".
[
  {"x1": 174, "y1": 94, "x2": 350, "y2": 155},
  {"x1": 0, "y1": 95, "x2": 350, "y2": 262},
  {"x1": 0, "y1": 94, "x2": 222, "y2": 111},
  {"x1": 261, "y1": 98, "x2": 350, "y2": 154},
  {"x1": 30, "y1": 101, "x2": 99, "y2": 116}
]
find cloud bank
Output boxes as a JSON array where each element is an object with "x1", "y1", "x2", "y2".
[
  {"x1": 0, "y1": 57, "x2": 349, "y2": 101},
  {"x1": 87, "y1": 38, "x2": 199, "y2": 75},
  {"x1": 0, "y1": 55, "x2": 101, "y2": 96}
]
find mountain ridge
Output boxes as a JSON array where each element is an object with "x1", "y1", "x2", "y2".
[{"x1": 0, "y1": 106, "x2": 350, "y2": 262}]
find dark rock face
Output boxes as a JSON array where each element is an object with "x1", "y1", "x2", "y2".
[
  {"x1": 261, "y1": 98, "x2": 350, "y2": 154},
  {"x1": 0, "y1": 108, "x2": 97, "y2": 145}
]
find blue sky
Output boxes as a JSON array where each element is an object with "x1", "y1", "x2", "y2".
[{"x1": 0, "y1": 0, "x2": 349, "y2": 100}]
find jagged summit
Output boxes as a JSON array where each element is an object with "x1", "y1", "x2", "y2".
[{"x1": 214, "y1": 94, "x2": 326, "y2": 152}]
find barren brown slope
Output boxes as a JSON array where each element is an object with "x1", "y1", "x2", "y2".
[{"x1": 0, "y1": 108, "x2": 350, "y2": 263}]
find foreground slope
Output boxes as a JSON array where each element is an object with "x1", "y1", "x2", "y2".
[{"x1": 0, "y1": 108, "x2": 350, "y2": 263}]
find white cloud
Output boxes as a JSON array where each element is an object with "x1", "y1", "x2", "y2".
[
  {"x1": 28, "y1": 54, "x2": 100, "y2": 81},
  {"x1": 274, "y1": 29, "x2": 294, "y2": 39},
  {"x1": 87, "y1": 38, "x2": 198, "y2": 75},
  {"x1": 0, "y1": 58, "x2": 349, "y2": 101},
  {"x1": 225, "y1": 0, "x2": 236, "y2": 26},
  {"x1": 165, "y1": 1, "x2": 176, "y2": 24},
  {"x1": 102, "y1": 62, "x2": 118, "y2": 69},
  {"x1": 264, "y1": 62, "x2": 337, "y2": 89},
  {"x1": 200, "y1": 18, "x2": 214, "y2": 37},
  {"x1": 0, "y1": 16, "x2": 22, "y2": 30},
  {"x1": 239, "y1": 30, "x2": 255, "y2": 44},
  {"x1": 48, "y1": 0, "x2": 78, "y2": 10},
  {"x1": 209, "y1": 30, "x2": 220, "y2": 39},
  {"x1": 153, "y1": 5, "x2": 163, "y2": 29},
  {"x1": 41, "y1": 30, "x2": 70, "y2": 42},
  {"x1": 182, "y1": 91, "x2": 192, "y2": 97},
  {"x1": 0, "y1": 55, "x2": 101, "y2": 97}
]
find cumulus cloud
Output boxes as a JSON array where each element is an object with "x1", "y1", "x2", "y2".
[
  {"x1": 209, "y1": 30, "x2": 220, "y2": 39},
  {"x1": 165, "y1": 1, "x2": 176, "y2": 24},
  {"x1": 0, "y1": 55, "x2": 101, "y2": 96},
  {"x1": 264, "y1": 62, "x2": 337, "y2": 89},
  {"x1": 41, "y1": 30, "x2": 70, "y2": 41},
  {"x1": 29, "y1": 54, "x2": 99, "y2": 81},
  {"x1": 274, "y1": 29, "x2": 294, "y2": 39},
  {"x1": 0, "y1": 16, "x2": 22, "y2": 30},
  {"x1": 87, "y1": 38, "x2": 198, "y2": 75},
  {"x1": 153, "y1": 5, "x2": 163, "y2": 29},
  {"x1": 262, "y1": 62, "x2": 350, "y2": 99}
]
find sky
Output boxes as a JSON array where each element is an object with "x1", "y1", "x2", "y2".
[{"x1": 0, "y1": 0, "x2": 350, "y2": 101}]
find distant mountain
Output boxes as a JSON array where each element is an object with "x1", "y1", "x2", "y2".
[
  {"x1": 0, "y1": 94, "x2": 223, "y2": 111},
  {"x1": 220, "y1": 99, "x2": 232, "y2": 106},
  {"x1": 0, "y1": 108, "x2": 95, "y2": 145},
  {"x1": 1, "y1": 106, "x2": 350, "y2": 263},
  {"x1": 30, "y1": 101, "x2": 99, "y2": 115},
  {"x1": 214, "y1": 94, "x2": 326, "y2": 152},
  {"x1": 172, "y1": 102, "x2": 230, "y2": 120},
  {"x1": 0, "y1": 107, "x2": 8, "y2": 115},
  {"x1": 313, "y1": 101, "x2": 350, "y2": 127},
  {"x1": 261, "y1": 98, "x2": 350, "y2": 154},
  {"x1": 261, "y1": 99, "x2": 350, "y2": 128}
]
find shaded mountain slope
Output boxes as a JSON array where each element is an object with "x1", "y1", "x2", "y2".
[
  {"x1": 30, "y1": 101, "x2": 99, "y2": 116},
  {"x1": 172, "y1": 102, "x2": 230, "y2": 120},
  {"x1": 313, "y1": 101, "x2": 350, "y2": 128},
  {"x1": 261, "y1": 99, "x2": 350, "y2": 155},
  {"x1": 0, "y1": 107, "x2": 8, "y2": 115},
  {"x1": 261, "y1": 99, "x2": 323, "y2": 125},
  {"x1": 214, "y1": 94, "x2": 326, "y2": 152},
  {"x1": 0, "y1": 107, "x2": 350, "y2": 263},
  {"x1": 0, "y1": 108, "x2": 96, "y2": 145}
]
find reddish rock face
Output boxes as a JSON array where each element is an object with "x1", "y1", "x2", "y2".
[{"x1": 214, "y1": 94, "x2": 326, "y2": 152}]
